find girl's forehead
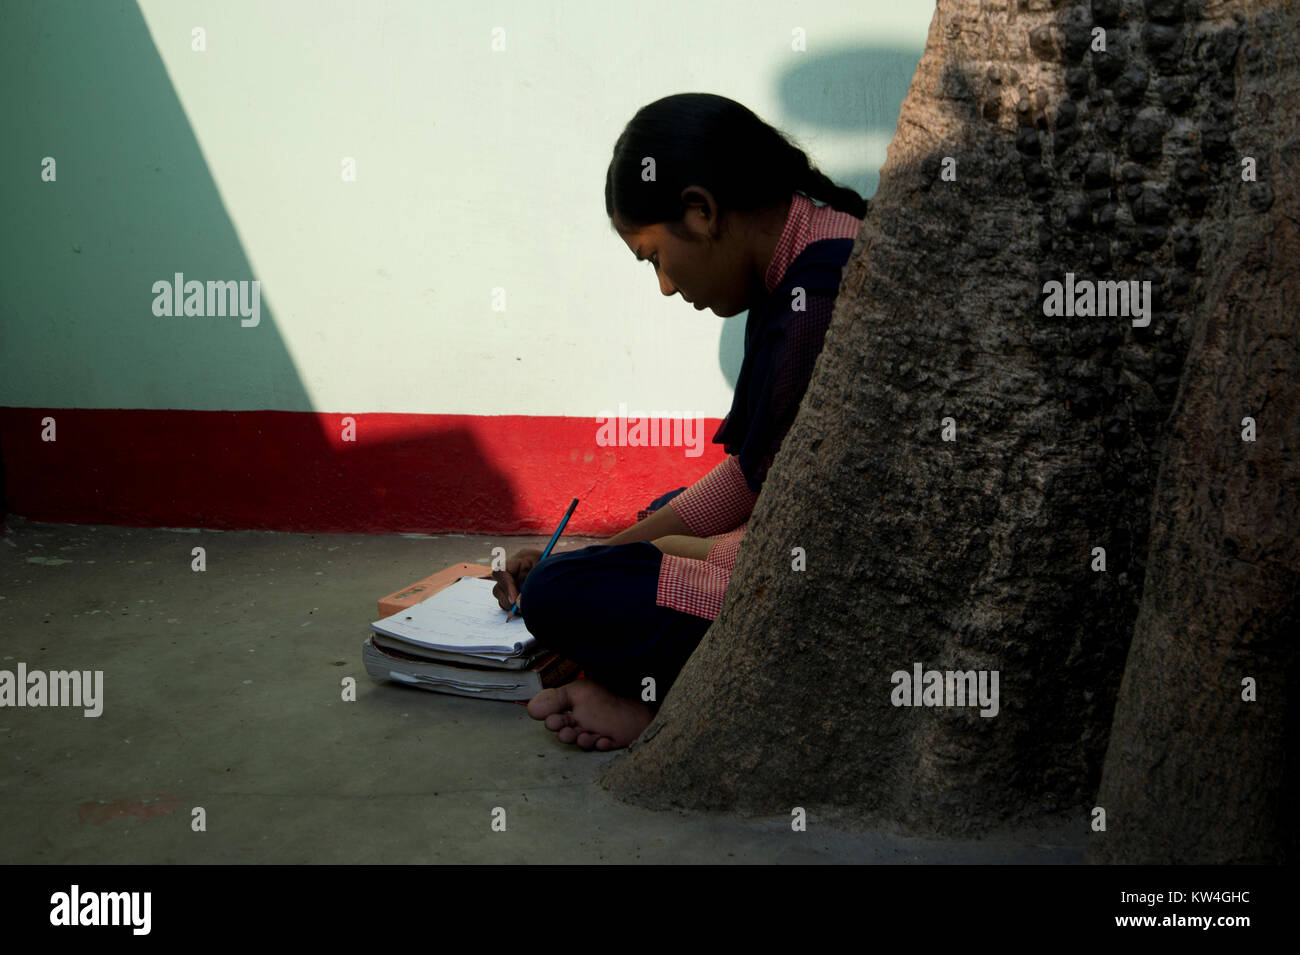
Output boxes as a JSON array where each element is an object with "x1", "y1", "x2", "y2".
[
  {"x1": 612, "y1": 215, "x2": 644, "y2": 235},
  {"x1": 614, "y1": 219, "x2": 665, "y2": 244}
]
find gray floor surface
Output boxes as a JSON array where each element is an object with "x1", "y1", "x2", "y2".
[{"x1": 0, "y1": 516, "x2": 1084, "y2": 864}]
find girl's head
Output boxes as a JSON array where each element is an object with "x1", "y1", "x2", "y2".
[{"x1": 606, "y1": 93, "x2": 867, "y2": 317}]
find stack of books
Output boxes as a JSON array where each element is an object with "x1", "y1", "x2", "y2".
[{"x1": 363, "y1": 564, "x2": 577, "y2": 702}]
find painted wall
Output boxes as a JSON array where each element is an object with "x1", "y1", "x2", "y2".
[{"x1": 0, "y1": 0, "x2": 931, "y2": 534}]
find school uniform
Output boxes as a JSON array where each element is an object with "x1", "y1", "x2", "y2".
[{"x1": 519, "y1": 193, "x2": 862, "y2": 702}]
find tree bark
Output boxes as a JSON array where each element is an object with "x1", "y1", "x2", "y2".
[
  {"x1": 599, "y1": 0, "x2": 1298, "y2": 856},
  {"x1": 1087, "y1": 3, "x2": 1299, "y2": 863}
]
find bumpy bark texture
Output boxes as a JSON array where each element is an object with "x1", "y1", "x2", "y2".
[
  {"x1": 600, "y1": 0, "x2": 1296, "y2": 856},
  {"x1": 1087, "y1": 3, "x2": 1298, "y2": 864}
]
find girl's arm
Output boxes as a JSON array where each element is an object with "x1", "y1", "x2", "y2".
[
  {"x1": 605, "y1": 500, "x2": 693, "y2": 546},
  {"x1": 647, "y1": 533, "x2": 716, "y2": 560}
]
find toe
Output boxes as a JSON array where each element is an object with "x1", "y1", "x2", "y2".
[
  {"x1": 527, "y1": 687, "x2": 571, "y2": 720},
  {"x1": 556, "y1": 725, "x2": 579, "y2": 744},
  {"x1": 576, "y1": 731, "x2": 599, "y2": 749},
  {"x1": 544, "y1": 712, "x2": 573, "y2": 731}
]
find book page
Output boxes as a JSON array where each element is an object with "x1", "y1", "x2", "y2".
[{"x1": 371, "y1": 576, "x2": 535, "y2": 654}]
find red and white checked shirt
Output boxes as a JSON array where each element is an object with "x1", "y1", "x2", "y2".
[{"x1": 650, "y1": 192, "x2": 861, "y2": 620}]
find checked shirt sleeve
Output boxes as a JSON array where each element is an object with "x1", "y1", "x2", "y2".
[
  {"x1": 665, "y1": 454, "x2": 758, "y2": 538},
  {"x1": 654, "y1": 524, "x2": 748, "y2": 622}
]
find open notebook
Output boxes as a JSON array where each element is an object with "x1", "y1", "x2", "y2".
[{"x1": 370, "y1": 576, "x2": 536, "y2": 659}]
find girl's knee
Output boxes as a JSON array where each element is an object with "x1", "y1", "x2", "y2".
[{"x1": 519, "y1": 559, "x2": 567, "y2": 634}]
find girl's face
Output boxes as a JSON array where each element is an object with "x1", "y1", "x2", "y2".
[{"x1": 613, "y1": 187, "x2": 754, "y2": 318}]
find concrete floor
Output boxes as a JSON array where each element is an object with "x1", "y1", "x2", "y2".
[{"x1": 0, "y1": 516, "x2": 1084, "y2": 864}]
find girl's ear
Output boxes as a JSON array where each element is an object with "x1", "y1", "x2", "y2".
[{"x1": 680, "y1": 185, "x2": 719, "y2": 223}]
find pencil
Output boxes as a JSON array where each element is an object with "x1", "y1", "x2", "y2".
[{"x1": 506, "y1": 497, "x2": 579, "y2": 620}]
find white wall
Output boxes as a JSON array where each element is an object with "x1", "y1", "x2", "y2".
[{"x1": 1, "y1": 0, "x2": 931, "y2": 415}]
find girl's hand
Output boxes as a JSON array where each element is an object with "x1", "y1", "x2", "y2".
[{"x1": 491, "y1": 547, "x2": 544, "y2": 612}]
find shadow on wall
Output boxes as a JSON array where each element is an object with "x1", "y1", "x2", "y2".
[
  {"x1": 775, "y1": 42, "x2": 916, "y2": 198},
  {"x1": 0, "y1": 0, "x2": 520, "y2": 533}
]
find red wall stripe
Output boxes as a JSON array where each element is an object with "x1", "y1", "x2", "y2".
[{"x1": 0, "y1": 408, "x2": 726, "y2": 535}]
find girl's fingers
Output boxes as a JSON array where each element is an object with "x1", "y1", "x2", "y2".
[{"x1": 491, "y1": 570, "x2": 519, "y2": 609}]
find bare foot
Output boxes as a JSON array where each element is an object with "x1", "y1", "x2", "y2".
[{"x1": 526, "y1": 679, "x2": 653, "y2": 751}]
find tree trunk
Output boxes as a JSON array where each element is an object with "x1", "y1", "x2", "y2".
[
  {"x1": 1087, "y1": 4, "x2": 1299, "y2": 863},
  {"x1": 599, "y1": 0, "x2": 1298, "y2": 855}
]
